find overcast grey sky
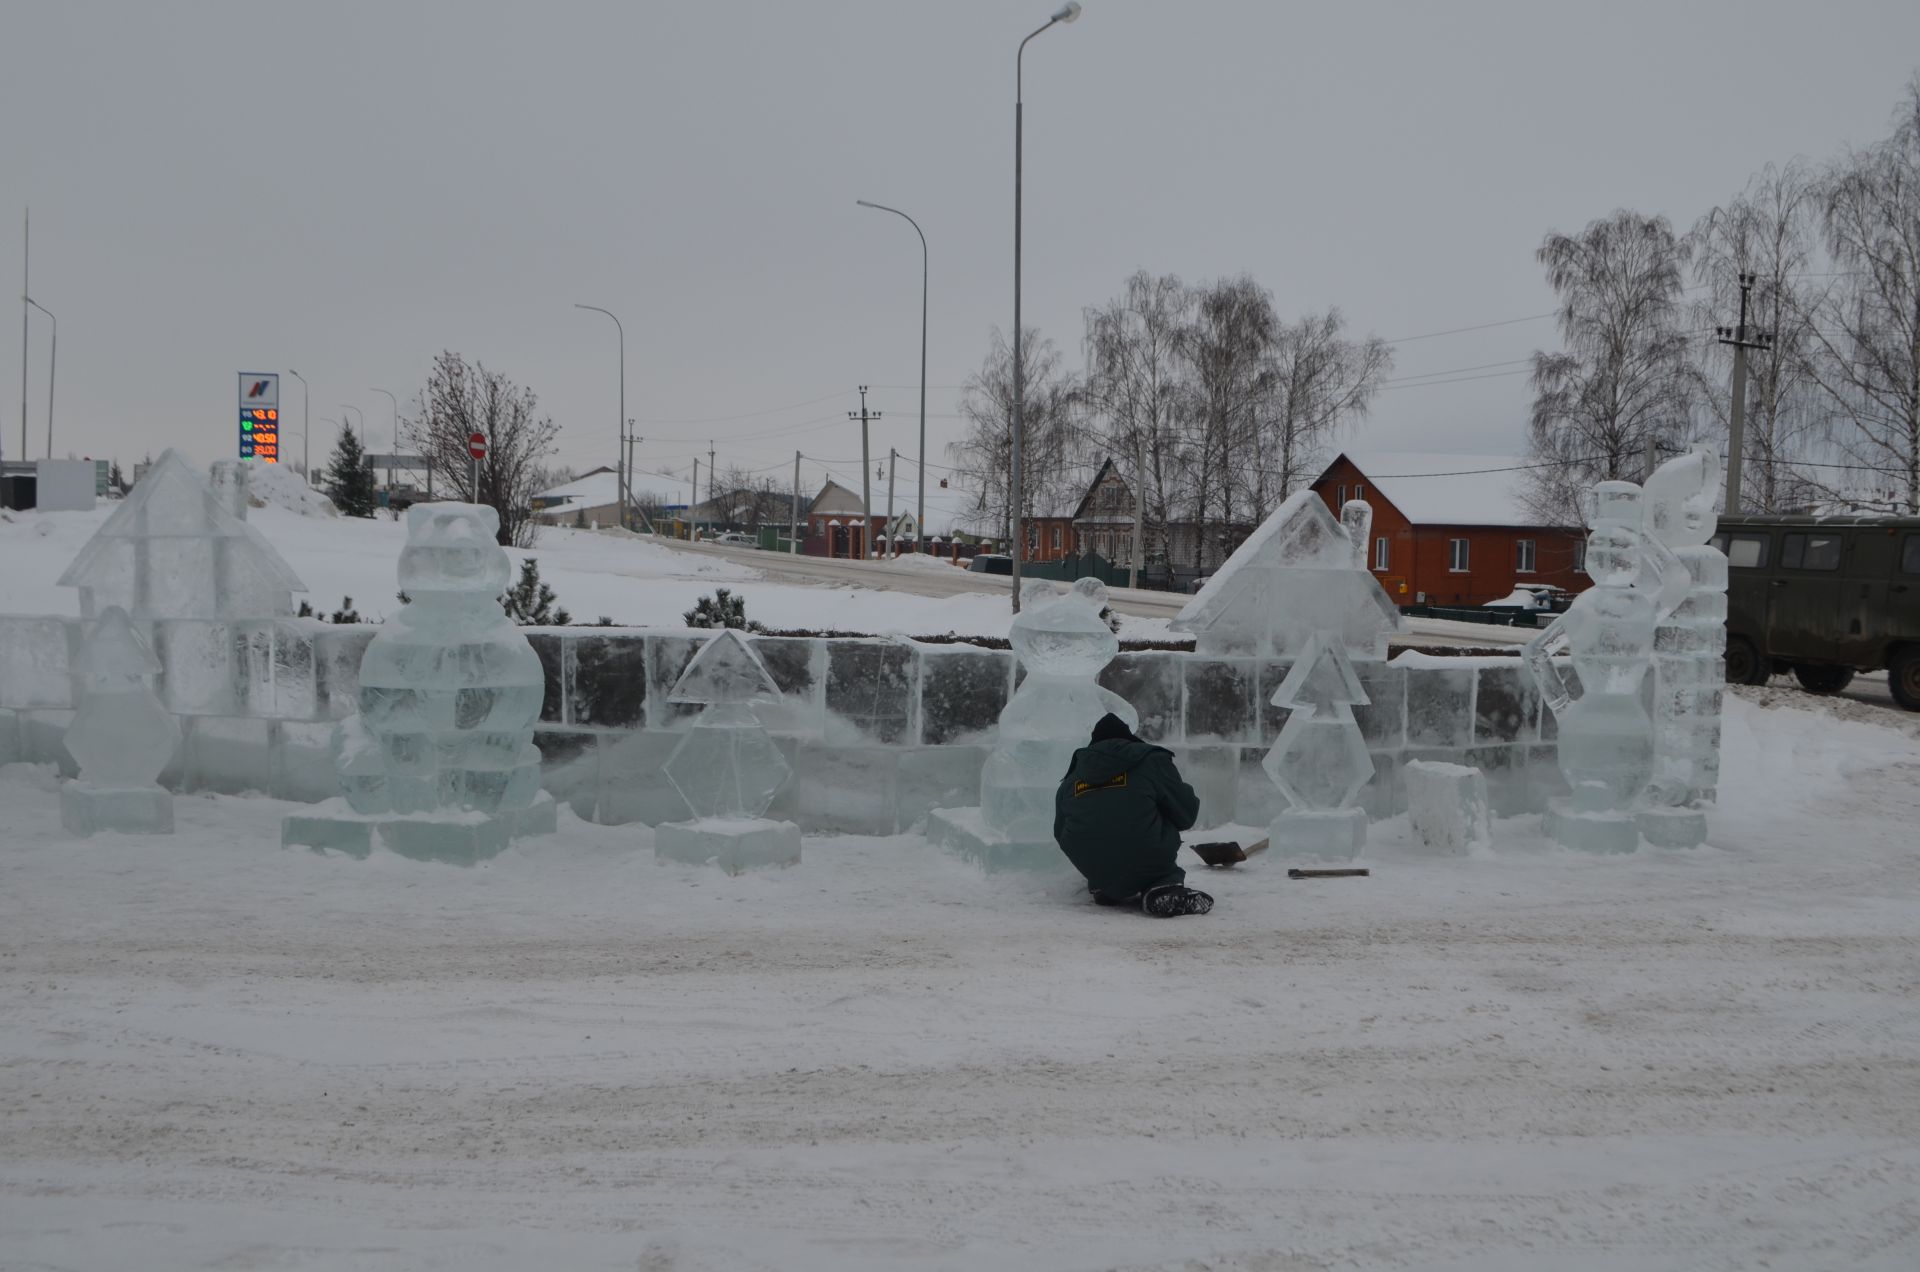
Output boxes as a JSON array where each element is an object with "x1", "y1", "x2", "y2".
[{"x1": 6, "y1": 0, "x2": 1918, "y2": 526}]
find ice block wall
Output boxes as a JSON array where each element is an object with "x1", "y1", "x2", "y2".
[{"x1": 0, "y1": 618, "x2": 1567, "y2": 834}]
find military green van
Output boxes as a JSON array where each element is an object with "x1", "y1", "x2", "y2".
[{"x1": 1713, "y1": 514, "x2": 1920, "y2": 710}]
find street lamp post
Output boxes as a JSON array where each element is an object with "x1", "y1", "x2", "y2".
[
  {"x1": 340, "y1": 404, "x2": 364, "y2": 444},
  {"x1": 855, "y1": 200, "x2": 929, "y2": 556},
  {"x1": 1010, "y1": 1, "x2": 1081, "y2": 613},
  {"x1": 24, "y1": 296, "x2": 53, "y2": 457},
  {"x1": 371, "y1": 387, "x2": 399, "y2": 492},
  {"x1": 286, "y1": 369, "x2": 309, "y2": 475},
  {"x1": 574, "y1": 304, "x2": 626, "y2": 529}
]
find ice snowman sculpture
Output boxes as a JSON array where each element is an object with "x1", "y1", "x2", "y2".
[
  {"x1": 979, "y1": 578, "x2": 1138, "y2": 842},
  {"x1": 335, "y1": 503, "x2": 546, "y2": 821},
  {"x1": 1523, "y1": 481, "x2": 1686, "y2": 853}
]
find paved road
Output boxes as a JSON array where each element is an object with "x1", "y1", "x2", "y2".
[{"x1": 643, "y1": 535, "x2": 1541, "y2": 649}]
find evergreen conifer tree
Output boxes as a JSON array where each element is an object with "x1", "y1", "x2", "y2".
[{"x1": 324, "y1": 425, "x2": 377, "y2": 517}]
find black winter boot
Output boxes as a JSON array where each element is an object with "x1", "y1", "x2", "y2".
[{"x1": 1142, "y1": 884, "x2": 1213, "y2": 917}]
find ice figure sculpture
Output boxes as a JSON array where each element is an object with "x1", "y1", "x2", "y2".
[
  {"x1": 281, "y1": 503, "x2": 555, "y2": 862},
  {"x1": 1263, "y1": 633, "x2": 1375, "y2": 859},
  {"x1": 928, "y1": 577, "x2": 1137, "y2": 870},
  {"x1": 57, "y1": 448, "x2": 303, "y2": 621},
  {"x1": 655, "y1": 628, "x2": 802, "y2": 874},
  {"x1": 1637, "y1": 447, "x2": 1727, "y2": 848},
  {"x1": 60, "y1": 606, "x2": 179, "y2": 835},
  {"x1": 1524, "y1": 481, "x2": 1685, "y2": 853}
]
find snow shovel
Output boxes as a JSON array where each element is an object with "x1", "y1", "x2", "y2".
[{"x1": 1190, "y1": 837, "x2": 1269, "y2": 868}]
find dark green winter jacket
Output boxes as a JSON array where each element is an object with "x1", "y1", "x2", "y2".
[{"x1": 1052, "y1": 738, "x2": 1201, "y2": 899}]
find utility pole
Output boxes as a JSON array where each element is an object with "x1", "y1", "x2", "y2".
[
  {"x1": 885, "y1": 447, "x2": 898, "y2": 558},
  {"x1": 1130, "y1": 436, "x2": 1147, "y2": 589},
  {"x1": 1716, "y1": 272, "x2": 1772, "y2": 514},
  {"x1": 623, "y1": 420, "x2": 640, "y2": 531},
  {"x1": 691, "y1": 457, "x2": 699, "y2": 540},
  {"x1": 849, "y1": 385, "x2": 881, "y2": 560},
  {"x1": 708, "y1": 440, "x2": 717, "y2": 533},
  {"x1": 791, "y1": 450, "x2": 802, "y2": 555}
]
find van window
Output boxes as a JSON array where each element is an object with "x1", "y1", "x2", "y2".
[
  {"x1": 1781, "y1": 532, "x2": 1842, "y2": 571},
  {"x1": 1722, "y1": 533, "x2": 1769, "y2": 569},
  {"x1": 1904, "y1": 535, "x2": 1920, "y2": 575}
]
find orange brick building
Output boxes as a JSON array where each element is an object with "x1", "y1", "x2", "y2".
[{"x1": 1309, "y1": 452, "x2": 1590, "y2": 607}]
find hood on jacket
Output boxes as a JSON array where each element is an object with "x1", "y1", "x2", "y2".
[{"x1": 1069, "y1": 736, "x2": 1167, "y2": 781}]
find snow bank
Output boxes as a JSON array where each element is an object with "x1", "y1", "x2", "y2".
[{"x1": 246, "y1": 462, "x2": 337, "y2": 517}]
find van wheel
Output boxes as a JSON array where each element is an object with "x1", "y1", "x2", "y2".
[
  {"x1": 1890, "y1": 648, "x2": 1920, "y2": 712},
  {"x1": 1792, "y1": 665, "x2": 1855, "y2": 695},
  {"x1": 1725, "y1": 636, "x2": 1770, "y2": 686}
]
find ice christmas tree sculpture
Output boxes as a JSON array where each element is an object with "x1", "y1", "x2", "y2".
[
  {"x1": 1524, "y1": 481, "x2": 1687, "y2": 854},
  {"x1": 929, "y1": 577, "x2": 1136, "y2": 870},
  {"x1": 60, "y1": 606, "x2": 180, "y2": 835},
  {"x1": 1637, "y1": 447, "x2": 1727, "y2": 848},
  {"x1": 1263, "y1": 632, "x2": 1375, "y2": 859},
  {"x1": 655, "y1": 628, "x2": 802, "y2": 874},
  {"x1": 281, "y1": 503, "x2": 555, "y2": 863}
]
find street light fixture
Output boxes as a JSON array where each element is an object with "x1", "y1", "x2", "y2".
[
  {"x1": 1010, "y1": 0, "x2": 1082, "y2": 612},
  {"x1": 286, "y1": 369, "x2": 309, "y2": 475},
  {"x1": 856, "y1": 200, "x2": 929, "y2": 557},
  {"x1": 574, "y1": 304, "x2": 627, "y2": 529},
  {"x1": 24, "y1": 296, "x2": 54, "y2": 458}
]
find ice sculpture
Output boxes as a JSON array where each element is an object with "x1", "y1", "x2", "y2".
[
  {"x1": 1171, "y1": 490, "x2": 1402, "y2": 659},
  {"x1": 1263, "y1": 632, "x2": 1375, "y2": 859},
  {"x1": 1524, "y1": 481, "x2": 1685, "y2": 853},
  {"x1": 58, "y1": 448, "x2": 303, "y2": 621},
  {"x1": 929, "y1": 577, "x2": 1137, "y2": 870},
  {"x1": 655, "y1": 628, "x2": 802, "y2": 874},
  {"x1": 60, "y1": 606, "x2": 179, "y2": 835},
  {"x1": 1637, "y1": 447, "x2": 1727, "y2": 848},
  {"x1": 281, "y1": 503, "x2": 555, "y2": 862}
]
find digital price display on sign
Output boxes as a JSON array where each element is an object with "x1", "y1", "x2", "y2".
[{"x1": 238, "y1": 373, "x2": 281, "y2": 462}]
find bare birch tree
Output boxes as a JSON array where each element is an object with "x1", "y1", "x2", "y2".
[
  {"x1": 1810, "y1": 76, "x2": 1920, "y2": 513},
  {"x1": 1081, "y1": 271, "x2": 1191, "y2": 561},
  {"x1": 1525, "y1": 210, "x2": 1700, "y2": 525},
  {"x1": 1251, "y1": 307, "x2": 1394, "y2": 511},
  {"x1": 1685, "y1": 161, "x2": 1832, "y2": 512},
  {"x1": 948, "y1": 327, "x2": 1082, "y2": 542},
  {"x1": 404, "y1": 350, "x2": 561, "y2": 547},
  {"x1": 1180, "y1": 275, "x2": 1276, "y2": 565}
]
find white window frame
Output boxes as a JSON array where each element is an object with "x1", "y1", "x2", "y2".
[
  {"x1": 1336, "y1": 483, "x2": 1348, "y2": 506},
  {"x1": 1516, "y1": 539, "x2": 1536, "y2": 574},
  {"x1": 1373, "y1": 536, "x2": 1389, "y2": 571},
  {"x1": 1449, "y1": 538, "x2": 1470, "y2": 572},
  {"x1": 1573, "y1": 539, "x2": 1587, "y2": 574},
  {"x1": 1354, "y1": 483, "x2": 1366, "y2": 501}
]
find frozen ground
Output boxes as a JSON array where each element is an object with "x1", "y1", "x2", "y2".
[
  {"x1": 3, "y1": 694, "x2": 1919, "y2": 1270},
  {"x1": 0, "y1": 500, "x2": 1173, "y2": 641}
]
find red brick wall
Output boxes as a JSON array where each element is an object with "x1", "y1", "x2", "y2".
[{"x1": 1311, "y1": 457, "x2": 1589, "y2": 607}]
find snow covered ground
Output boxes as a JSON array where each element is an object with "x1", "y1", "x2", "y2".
[
  {"x1": 0, "y1": 499, "x2": 1173, "y2": 641},
  {"x1": 4, "y1": 692, "x2": 1919, "y2": 1270}
]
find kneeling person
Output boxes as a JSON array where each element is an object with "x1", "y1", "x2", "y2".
[{"x1": 1053, "y1": 713, "x2": 1212, "y2": 916}]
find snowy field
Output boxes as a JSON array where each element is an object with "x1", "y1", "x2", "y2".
[
  {"x1": 0, "y1": 488, "x2": 1171, "y2": 641},
  {"x1": 3, "y1": 692, "x2": 1919, "y2": 1270}
]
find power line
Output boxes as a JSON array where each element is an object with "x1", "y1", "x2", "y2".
[{"x1": 1383, "y1": 312, "x2": 1557, "y2": 344}]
